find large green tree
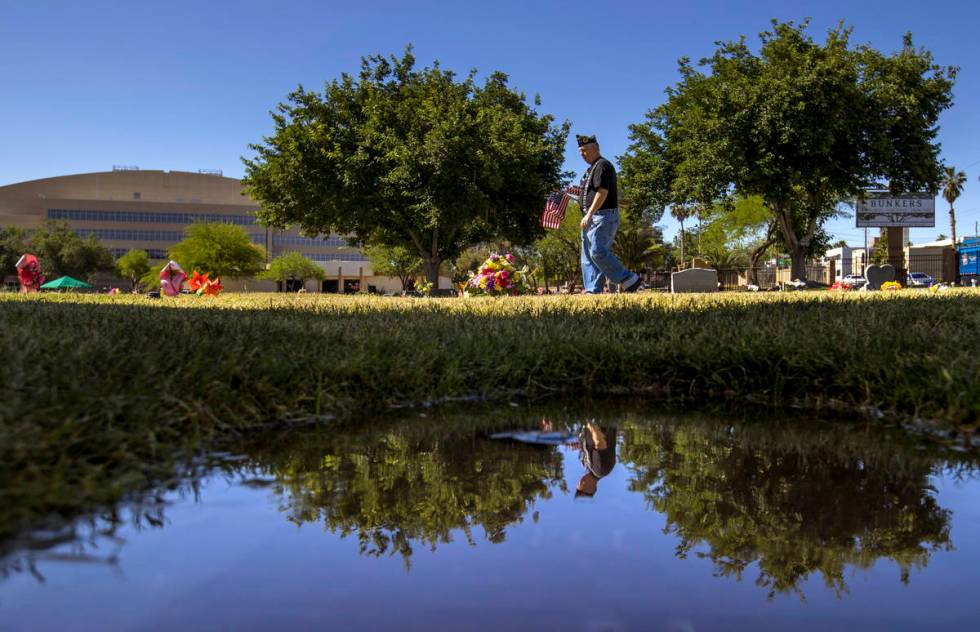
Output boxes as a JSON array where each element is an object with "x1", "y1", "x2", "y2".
[
  {"x1": 622, "y1": 20, "x2": 956, "y2": 280},
  {"x1": 169, "y1": 222, "x2": 265, "y2": 279},
  {"x1": 244, "y1": 417, "x2": 564, "y2": 566},
  {"x1": 259, "y1": 251, "x2": 325, "y2": 288},
  {"x1": 697, "y1": 196, "x2": 770, "y2": 268},
  {"x1": 0, "y1": 226, "x2": 31, "y2": 276},
  {"x1": 364, "y1": 243, "x2": 422, "y2": 291},
  {"x1": 242, "y1": 48, "x2": 568, "y2": 288},
  {"x1": 115, "y1": 248, "x2": 150, "y2": 291},
  {"x1": 31, "y1": 221, "x2": 113, "y2": 280},
  {"x1": 620, "y1": 417, "x2": 952, "y2": 598}
]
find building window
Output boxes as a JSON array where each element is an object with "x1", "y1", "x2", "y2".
[
  {"x1": 47, "y1": 208, "x2": 257, "y2": 225},
  {"x1": 133, "y1": 192, "x2": 141, "y2": 200},
  {"x1": 272, "y1": 234, "x2": 349, "y2": 247},
  {"x1": 109, "y1": 247, "x2": 168, "y2": 259},
  {"x1": 300, "y1": 251, "x2": 369, "y2": 262}
]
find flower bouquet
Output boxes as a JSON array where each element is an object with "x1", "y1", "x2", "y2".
[
  {"x1": 880, "y1": 280, "x2": 902, "y2": 291},
  {"x1": 189, "y1": 270, "x2": 224, "y2": 296},
  {"x1": 413, "y1": 278, "x2": 433, "y2": 297},
  {"x1": 464, "y1": 253, "x2": 532, "y2": 297}
]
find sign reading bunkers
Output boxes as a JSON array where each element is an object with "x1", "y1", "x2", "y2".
[{"x1": 856, "y1": 192, "x2": 935, "y2": 228}]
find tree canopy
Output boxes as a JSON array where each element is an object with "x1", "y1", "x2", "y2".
[
  {"x1": 0, "y1": 226, "x2": 31, "y2": 276},
  {"x1": 620, "y1": 20, "x2": 956, "y2": 280},
  {"x1": 259, "y1": 251, "x2": 325, "y2": 286},
  {"x1": 115, "y1": 249, "x2": 150, "y2": 291},
  {"x1": 364, "y1": 243, "x2": 422, "y2": 291},
  {"x1": 168, "y1": 222, "x2": 265, "y2": 279},
  {"x1": 30, "y1": 221, "x2": 114, "y2": 280},
  {"x1": 242, "y1": 47, "x2": 569, "y2": 287},
  {"x1": 620, "y1": 417, "x2": 952, "y2": 599},
  {"x1": 244, "y1": 418, "x2": 564, "y2": 566}
]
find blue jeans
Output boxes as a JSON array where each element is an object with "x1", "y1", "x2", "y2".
[{"x1": 581, "y1": 208, "x2": 632, "y2": 293}]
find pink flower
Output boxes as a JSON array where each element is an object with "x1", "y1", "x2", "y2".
[
  {"x1": 500, "y1": 270, "x2": 509, "y2": 279},
  {"x1": 505, "y1": 253, "x2": 515, "y2": 263}
]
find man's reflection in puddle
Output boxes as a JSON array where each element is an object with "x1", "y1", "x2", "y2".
[
  {"x1": 492, "y1": 418, "x2": 618, "y2": 498},
  {"x1": 574, "y1": 421, "x2": 618, "y2": 498}
]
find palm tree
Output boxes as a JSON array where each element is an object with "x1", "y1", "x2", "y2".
[
  {"x1": 694, "y1": 203, "x2": 707, "y2": 258},
  {"x1": 670, "y1": 205, "x2": 692, "y2": 269},
  {"x1": 941, "y1": 166, "x2": 967, "y2": 247}
]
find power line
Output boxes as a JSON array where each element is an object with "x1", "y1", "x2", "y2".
[{"x1": 962, "y1": 158, "x2": 980, "y2": 170}]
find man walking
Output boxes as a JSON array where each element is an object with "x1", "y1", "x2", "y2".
[{"x1": 576, "y1": 134, "x2": 643, "y2": 294}]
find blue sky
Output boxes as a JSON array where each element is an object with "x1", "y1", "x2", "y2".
[{"x1": 2, "y1": 0, "x2": 978, "y2": 245}]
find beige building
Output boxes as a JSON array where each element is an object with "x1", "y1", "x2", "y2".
[
  {"x1": 0, "y1": 169, "x2": 427, "y2": 293},
  {"x1": 820, "y1": 246, "x2": 867, "y2": 282}
]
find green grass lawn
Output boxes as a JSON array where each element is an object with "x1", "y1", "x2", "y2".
[{"x1": 1, "y1": 289, "x2": 978, "y2": 541}]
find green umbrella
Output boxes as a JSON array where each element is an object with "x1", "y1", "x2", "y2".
[{"x1": 40, "y1": 276, "x2": 93, "y2": 290}]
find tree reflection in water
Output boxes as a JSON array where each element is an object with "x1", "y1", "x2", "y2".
[
  {"x1": 245, "y1": 418, "x2": 567, "y2": 567},
  {"x1": 619, "y1": 418, "x2": 956, "y2": 599},
  {"x1": 0, "y1": 408, "x2": 967, "y2": 599},
  {"x1": 247, "y1": 412, "x2": 959, "y2": 597}
]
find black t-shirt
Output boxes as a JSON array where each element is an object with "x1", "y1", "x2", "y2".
[
  {"x1": 580, "y1": 425, "x2": 618, "y2": 479},
  {"x1": 581, "y1": 157, "x2": 618, "y2": 212}
]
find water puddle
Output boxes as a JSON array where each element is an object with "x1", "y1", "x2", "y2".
[{"x1": 2, "y1": 407, "x2": 979, "y2": 630}]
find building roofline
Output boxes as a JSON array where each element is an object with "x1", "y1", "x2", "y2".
[{"x1": 0, "y1": 170, "x2": 243, "y2": 190}]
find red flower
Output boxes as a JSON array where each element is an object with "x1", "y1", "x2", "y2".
[
  {"x1": 203, "y1": 277, "x2": 223, "y2": 296},
  {"x1": 189, "y1": 271, "x2": 210, "y2": 292}
]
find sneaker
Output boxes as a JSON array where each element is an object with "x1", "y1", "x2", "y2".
[{"x1": 623, "y1": 274, "x2": 643, "y2": 293}]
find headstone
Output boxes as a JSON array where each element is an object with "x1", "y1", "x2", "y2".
[
  {"x1": 864, "y1": 264, "x2": 895, "y2": 290},
  {"x1": 671, "y1": 267, "x2": 719, "y2": 293}
]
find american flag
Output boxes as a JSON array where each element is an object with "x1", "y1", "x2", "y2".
[{"x1": 540, "y1": 186, "x2": 581, "y2": 230}]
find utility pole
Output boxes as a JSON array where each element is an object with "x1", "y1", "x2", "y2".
[{"x1": 863, "y1": 227, "x2": 868, "y2": 274}]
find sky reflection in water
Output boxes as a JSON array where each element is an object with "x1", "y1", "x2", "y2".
[{"x1": 2, "y1": 408, "x2": 980, "y2": 631}]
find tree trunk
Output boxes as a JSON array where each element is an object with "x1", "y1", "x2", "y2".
[
  {"x1": 678, "y1": 220, "x2": 686, "y2": 269},
  {"x1": 775, "y1": 203, "x2": 808, "y2": 282},
  {"x1": 697, "y1": 210, "x2": 703, "y2": 257},
  {"x1": 950, "y1": 204, "x2": 958, "y2": 248},
  {"x1": 787, "y1": 243, "x2": 807, "y2": 282},
  {"x1": 747, "y1": 226, "x2": 776, "y2": 287},
  {"x1": 424, "y1": 229, "x2": 441, "y2": 288},
  {"x1": 424, "y1": 257, "x2": 441, "y2": 288}
]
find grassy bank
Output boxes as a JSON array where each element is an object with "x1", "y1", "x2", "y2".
[{"x1": 1, "y1": 290, "x2": 978, "y2": 540}]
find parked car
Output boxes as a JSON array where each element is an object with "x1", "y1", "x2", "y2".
[
  {"x1": 906, "y1": 272, "x2": 935, "y2": 287},
  {"x1": 841, "y1": 274, "x2": 867, "y2": 289}
]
